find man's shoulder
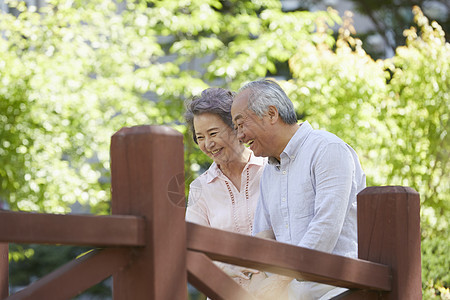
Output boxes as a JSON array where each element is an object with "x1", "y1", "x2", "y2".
[
  {"x1": 309, "y1": 127, "x2": 343, "y2": 140},
  {"x1": 307, "y1": 128, "x2": 346, "y2": 147}
]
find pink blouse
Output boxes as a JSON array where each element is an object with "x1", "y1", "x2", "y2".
[
  {"x1": 186, "y1": 151, "x2": 266, "y2": 236},
  {"x1": 186, "y1": 152, "x2": 267, "y2": 292}
]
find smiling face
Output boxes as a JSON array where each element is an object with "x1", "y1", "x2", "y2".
[
  {"x1": 193, "y1": 112, "x2": 243, "y2": 165},
  {"x1": 231, "y1": 90, "x2": 274, "y2": 158}
]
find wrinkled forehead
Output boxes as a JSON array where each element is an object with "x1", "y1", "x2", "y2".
[{"x1": 231, "y1": 89, "x2": 251, "y2": 121}]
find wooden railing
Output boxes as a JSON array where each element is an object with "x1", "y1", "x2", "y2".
[{"x1": 0, "y1": 125, "x2": 422, "y2": 299}]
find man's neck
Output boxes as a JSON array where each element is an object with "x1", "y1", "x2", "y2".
[{"x1": 273, "y1": 122, "x2": 301, "y2": 161}]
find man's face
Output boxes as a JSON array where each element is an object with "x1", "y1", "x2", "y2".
[{"x1": 231, "y1": 90, "x2": 272, "y2": 157}]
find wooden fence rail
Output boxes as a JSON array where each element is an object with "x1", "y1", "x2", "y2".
[{"x1": 0, "y1": 125, "x2": 422, "y2": 299}]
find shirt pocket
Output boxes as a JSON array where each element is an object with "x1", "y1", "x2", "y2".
[{"x1": 291, "y1": 181, "x2": 315, "y2": 219}]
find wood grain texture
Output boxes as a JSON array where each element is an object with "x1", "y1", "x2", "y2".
[
  {"x1": 0, "y1": 243, "x2": 7, "y2": 299},
  {"x1": 187, "y1": 251, "x2": 255, "y2": 300},
  {"x1": 7, "y1": 248, "x2": 133, "y2": 300},
  {"x1": 111, "y1": 125, "x2": 188, "y2": 300},
  {"x1": 358, "y1": 186, "x2": 422, "y2": 299},
  {"x1": 187, "y1": 222, "x2": 391, "y2": 291},
  {"x1": 0, "y1": 211, "x2": 145, "y2": 246}
]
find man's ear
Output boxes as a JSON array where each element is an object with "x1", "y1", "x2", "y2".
[{"x1": 267, "y1": 105, "x2": 279, "y2": 124}]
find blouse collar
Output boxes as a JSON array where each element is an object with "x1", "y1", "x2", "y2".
[{"x1": 205, "y1": 150, "x2": 265, "y2": 183}]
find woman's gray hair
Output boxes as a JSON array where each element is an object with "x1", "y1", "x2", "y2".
[
  {"x1": 239, "y1": 79, "x2": 297, "y2": 124},
  {"x1": 184, "y1": 88, "x2": 236, "y2": 144}
]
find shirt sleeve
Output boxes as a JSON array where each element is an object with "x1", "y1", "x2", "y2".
[
  {"x1": 185, "y1": 179, "x2": 209, "y2": 226},
  {"x1": 252, "y1": 171, "x2": 272, "y2": 235},
  {"x1": 298, "y1": 143, "x2": 355, "y2": 252}
]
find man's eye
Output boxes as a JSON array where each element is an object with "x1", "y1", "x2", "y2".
[{"x1": 197, "y1": 136, "x2": 204, "y2": 140}]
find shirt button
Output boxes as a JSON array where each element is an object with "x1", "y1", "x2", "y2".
[
  {"x1": 282, "y1": 197, "x2": 286, "y2": 202},
  {"x1": 282, "y1": 170, "x2": 286, "y2": 175},
  {"x1": 285, "y1": 224, "x2": 289, "y2": 228}
]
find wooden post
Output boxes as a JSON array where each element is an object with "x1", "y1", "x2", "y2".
[
  {"x1": 0, "y1": 243, "x2": 7, "y2": 299},
  {"x1": 358, "y1": 186, "x2": 422, "y2": 299},
  {"x1": 110, "y1": 125, "x2": 187, "y2": 300}
]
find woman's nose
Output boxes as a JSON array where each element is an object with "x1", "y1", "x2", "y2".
[{"x1": 205, "y1": 137, "x2": 215, "y2": 149}]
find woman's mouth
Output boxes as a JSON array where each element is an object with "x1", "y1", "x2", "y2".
[{"x1": 210, "y1": 148, "x2": 223, "y2": 157}]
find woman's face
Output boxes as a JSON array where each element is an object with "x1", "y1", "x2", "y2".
[{"x1": 193, "y1": 112, "x2": 242, "y2": 165}]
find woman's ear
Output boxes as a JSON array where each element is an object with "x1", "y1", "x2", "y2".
[{"x1": 267, "y1": 105, "x2": 279, "y2": 124}]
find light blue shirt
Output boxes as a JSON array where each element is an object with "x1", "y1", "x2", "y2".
[{"x1": 253, "y1": 121, "x2": 366, "y2": 258}]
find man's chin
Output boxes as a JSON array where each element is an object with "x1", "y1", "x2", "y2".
[
  {"x1": 250, "y1": 144, "x2": 265, "y2": 157},
  {"x1": 255, "y1": 150, "x2": 270, "y2": 158},
  {"x1": 252, "y1": 150, "x2": 264, "y2": 157}
]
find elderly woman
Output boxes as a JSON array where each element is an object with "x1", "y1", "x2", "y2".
[{"x1": 184, "y1": 87, "x2": 267, "y2": 290}]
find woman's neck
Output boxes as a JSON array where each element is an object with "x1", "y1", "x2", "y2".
[{"x1": 218, "y1": 148, "x2": 251, "y2": 190}]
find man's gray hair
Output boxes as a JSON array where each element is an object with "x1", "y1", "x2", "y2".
[
  {"x1": 184, "y1": 88, "x2": 235, "y2": 144},
  {"x1": 239, "y1": 79, "x2": 297, "y2": 124}
]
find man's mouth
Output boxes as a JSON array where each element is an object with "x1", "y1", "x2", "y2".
[{"x1": 245, "y1": 140, "x2": 254, "y2": 147}]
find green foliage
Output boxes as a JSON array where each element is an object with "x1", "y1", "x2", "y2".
[
  {"x1": 0, "y1": 0, "x2": 448, "y2": 297},
  {"x1": 421, "y1": 225, "x2": 450, "y2": 299},
  {"x1": 382, "y1": 13, "x2": 449, "y2": 296},
  {"x1": 9, "y1": 244, "x2": 111, "y2": 297},
  {"x1": 0, "y1": 0, "x2": 208, "y2": 213},
  {"x1": 386, "y1": 7, "x2": 449, "y2": 214},
  {"x1": 0, "y1": 0, "x2": 336, "y2": 213}
]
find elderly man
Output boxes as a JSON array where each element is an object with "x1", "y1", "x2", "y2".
[{"x1": 231, "y1": 79, "x2": 366, "y2": 300}]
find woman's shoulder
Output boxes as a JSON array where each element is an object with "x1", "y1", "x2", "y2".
[
  {"x1": 189, "y1": 164, "x2": 218, "y2": 187},
  {"x1": 187, "y1": 166, "x2": 221, "y2": 206},
  {"x1": 187, "y1": 173, "x2": 208, "y2": 206},
  {"x1": 189, "y1": 171, "x2": 208, "y2": 187}
]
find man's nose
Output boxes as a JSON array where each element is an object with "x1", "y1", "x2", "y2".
[{"x1": 236, "y1": 129, "x2": 245, "y2": 142}]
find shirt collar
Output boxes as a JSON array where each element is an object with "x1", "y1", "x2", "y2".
[
  {"x1": 268, "y1": 121, "x2": 312, "y2": 166},
  {"x1": 205, "y1": 150, "x2": 265, "y2": 183}
]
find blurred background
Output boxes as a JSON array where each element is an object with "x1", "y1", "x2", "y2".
[{"x1": 1, "y1": 0, "x2": 448, "y2": 298}]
